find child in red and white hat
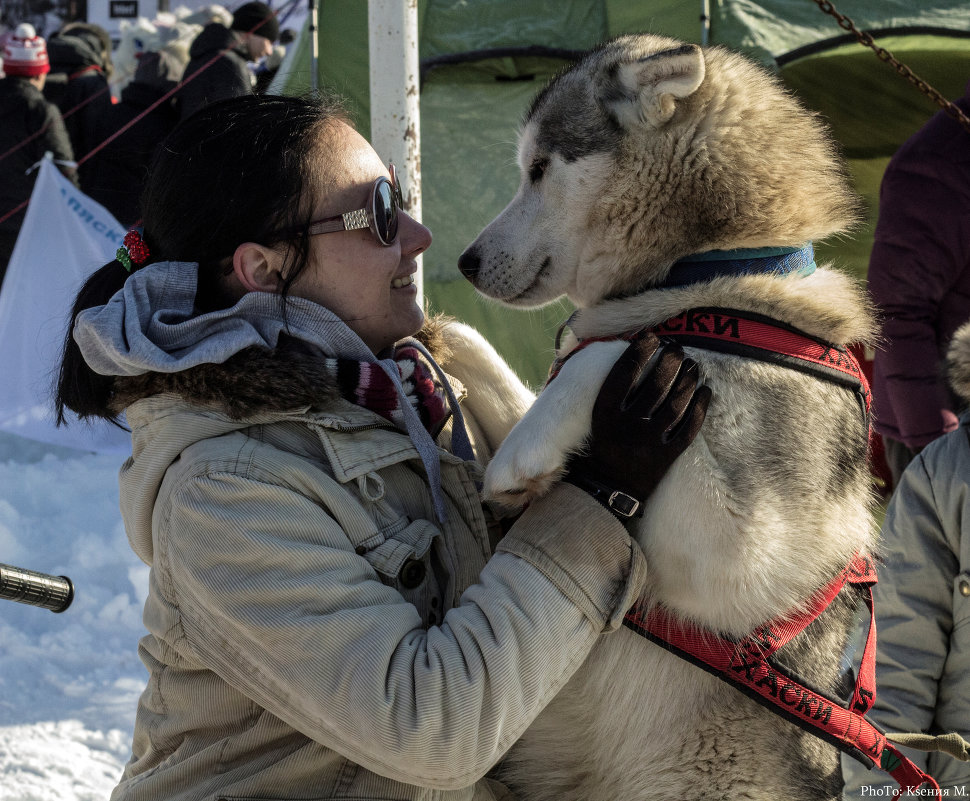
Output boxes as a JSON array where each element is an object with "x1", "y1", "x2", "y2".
[{"x1": 2, "y1": 23, "x2": 51, "y2": 79}]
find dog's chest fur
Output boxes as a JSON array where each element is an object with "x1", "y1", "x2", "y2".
[
  {"x1": 506, "y1": 608, "x2": 851, "y2": 801},
  {"x1": 493, "y1": 272, "x2": 876, "y2": 801}
]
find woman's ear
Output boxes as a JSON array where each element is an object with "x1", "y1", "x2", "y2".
[{"x1": 232, "y1": 242, "x2": 284, "y2": 293}]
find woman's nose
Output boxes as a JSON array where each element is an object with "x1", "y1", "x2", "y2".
[{"x1": 399, "y1": 211, "x2": 432, "y2": 257}]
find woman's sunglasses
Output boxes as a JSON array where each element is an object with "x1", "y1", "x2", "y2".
[{"x1": 307, "y1": 164, "x2": 404, "y2": 247}]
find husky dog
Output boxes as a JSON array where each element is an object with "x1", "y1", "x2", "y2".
[{"x1": 459, "y1": 34, "x2": 879, "y2": 801}]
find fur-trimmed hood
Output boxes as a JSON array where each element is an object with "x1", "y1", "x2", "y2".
[
  {"x1": 111, "y1": 318, "x2": 453, "y2": 419},
  {"x1": 73, "y1": 260, "x2": 453, "y2": 419},
  {"x1": 947, "y1": 319, "x2": 970, "y2": 406},
  {"x1": 111, "y1": 338, "x2": 339, "y2": 418}
]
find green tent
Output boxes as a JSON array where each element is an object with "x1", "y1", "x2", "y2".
[{"x1": 279, "y1": 1, "x2": 970, "y2": 387}]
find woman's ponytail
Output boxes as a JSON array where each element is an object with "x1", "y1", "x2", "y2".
[{"x1": 54, "y1": 258, "x2": 131, "y2": 424}]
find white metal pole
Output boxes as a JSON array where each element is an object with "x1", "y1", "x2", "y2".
[
  {"x1": 368, "y1": 0, "x2": 423, "y2": 301},
  {"x1": 309, "y1": 0, "x2": 319, "y2": 91}
]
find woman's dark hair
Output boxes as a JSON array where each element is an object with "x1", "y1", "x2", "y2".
[{"x1": 55, "y1": 92, "x2": 349, "y2": 425}]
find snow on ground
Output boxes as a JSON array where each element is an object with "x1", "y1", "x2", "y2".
[
  {"x1": 0, "y1": 432, "x2": 146, "y2": 800},
  {"x1": 0, "y1": 723, "x2": 131, "y2": 801}
]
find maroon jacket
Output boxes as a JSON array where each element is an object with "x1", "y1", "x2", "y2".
[{"x1": 869, "y1": 82, "x2": 970, "y2": 449}]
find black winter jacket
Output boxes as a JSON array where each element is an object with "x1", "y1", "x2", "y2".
[
  {"x1": 85, "y1": 78, "x2": 180, "y2": 227},
  {"x1": 44, "y1": 30, "x2": 112, "y2": 193},
  {"x1": 178, "y1": 23, "x2": 254, "y2": 120},
  {"x1": 0, "y1": 77, "x2": 77, "y2": 235}
]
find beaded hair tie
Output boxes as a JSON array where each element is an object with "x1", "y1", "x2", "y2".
[{"x1": 116, "y1": 229, "x2": 150, "y2": 272}]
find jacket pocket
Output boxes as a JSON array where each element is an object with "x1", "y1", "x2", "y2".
[
  {"x1": 361, "y1": 518, "x2": 437, "y2": 581},
  {"x1": 358, "y1": 517, "x2": 444, "y2": 626}
]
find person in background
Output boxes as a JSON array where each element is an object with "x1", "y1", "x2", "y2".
[
  {"x1": 60, "y1": 20, "x2": 113, "y2": 78},
  {"x1": 55, "y1": 92, "x2": 709, "y2": 801},
  {"x1": 0, "y1": 23, "x2": 76, "y2": 286},
  {"x1": 254, "y1": 26, "x2": 294, "y2": 93},
  {"x1": 85, "y1": 43, "x2": 189, "y2": 227},
  {"x1": 44, "y1": 21, "x2": 113, "y2": 192},
  {"x1": 867, "y1": 81, "x2": 970, "y2": 488},
  {"x1": 178, "y1": 0, "x2": 278, "y2": 120},
  {"x1": 842, "y1": 318, "x2": 970, "y2": 797}
]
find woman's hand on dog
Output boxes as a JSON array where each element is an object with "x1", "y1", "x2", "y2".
[{"x1": 564, "y1": 332, "x2": 711, "y2": 519}]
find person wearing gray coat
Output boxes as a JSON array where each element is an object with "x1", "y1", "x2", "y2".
[
  {"x1": 842, "y1": 319, "x2": 970, "y2": 797},
  {"x1": 55, "y1": 93, "x2": 709, "y2": 801}
]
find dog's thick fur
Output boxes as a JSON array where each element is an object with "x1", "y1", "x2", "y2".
[{"x1": 459, "y1": 34, "x2": 879, "y2": 801}]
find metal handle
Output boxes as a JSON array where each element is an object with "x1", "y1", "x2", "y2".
[{"x1": 0, "y1": 563, "x2": 74, "y2": 613}]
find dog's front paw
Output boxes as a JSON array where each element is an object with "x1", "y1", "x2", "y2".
[
  {"x1": 482, "y1": 465, "x2": 564, "y2": 511},
  {"x1": 482, "y1": 425, "x2": 576, "y2": 510},
  {"x1": 482, "y1": 341, "x2": 613, "y2": 511}
]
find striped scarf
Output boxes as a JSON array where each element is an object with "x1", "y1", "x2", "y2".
[{"x1": 329, "y1": 345, "x2": 449, "y2": 434}]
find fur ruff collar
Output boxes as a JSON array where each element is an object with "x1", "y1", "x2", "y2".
[
  {"x1": 566, "y1": 267, "x2": 876, "y2": 350},
  {"x1": 947, "y1": 320, "x2": 970, "y2": 405},
  {"x1": 110, "y1": 315, "x2": 454, "y2": 420}
]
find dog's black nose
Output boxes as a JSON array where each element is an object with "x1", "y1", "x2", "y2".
[{"x1": 458, "y1": 250, "x2": 480, "y2": 281}]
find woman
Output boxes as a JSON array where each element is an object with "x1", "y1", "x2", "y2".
[{"x1": 56, "y1": 93, "x2": 708, "y2": 801}]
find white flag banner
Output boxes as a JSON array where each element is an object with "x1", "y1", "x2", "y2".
[{"x1": 0, "y1": 157, "x2": 131, "y2": 454}]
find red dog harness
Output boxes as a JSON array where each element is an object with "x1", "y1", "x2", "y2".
[
  {"x1": 624, "y1": 557, "x2": 940, "y2": 799},
  {"x1": 551, "y1": 306, "x2": 871, "y2": 427},
  {"x1": 550, "y1": 308, "x2": 939, "y2": 798},
  {"x1": 654, "y1": 306, "x2": 872, "y2": 425}
]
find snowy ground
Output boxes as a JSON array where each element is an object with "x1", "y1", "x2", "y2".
[{"x1": 0, "y1": 432, "x2": 145, "y2": 800}]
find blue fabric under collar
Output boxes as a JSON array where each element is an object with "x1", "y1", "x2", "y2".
[{"x1": 659, "y1": 244, "x2": 816, "y2": 288}]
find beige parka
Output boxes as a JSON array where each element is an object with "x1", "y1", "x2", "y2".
[{"x1": 106, "y1": 320, "x2": 647, "y2": 801}]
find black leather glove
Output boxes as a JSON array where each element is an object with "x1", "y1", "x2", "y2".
[{"x1": 563, "y1": 333, "x2": 711, "y2": 520}]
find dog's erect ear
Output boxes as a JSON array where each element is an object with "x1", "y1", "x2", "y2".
[{"x1": 606, "y1": 44, "x2": 705, "y2": 128}]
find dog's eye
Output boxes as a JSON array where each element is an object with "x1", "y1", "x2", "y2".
[{"x1": 529, "y1": 158, "x2": 549, "y2": 183}]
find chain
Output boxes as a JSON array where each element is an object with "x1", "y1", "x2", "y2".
[{"x1": 813, "y1": 0, "x2": 970, "y2": 135}]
